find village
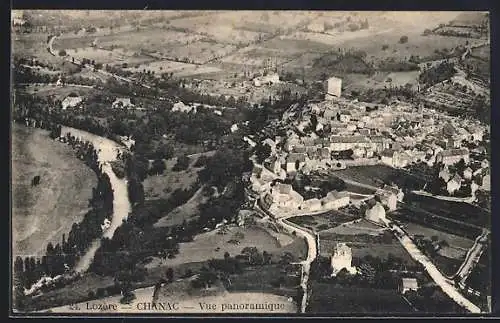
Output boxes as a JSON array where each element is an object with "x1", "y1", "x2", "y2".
[{"x1": 245, "y1": 75, "x2": 490, "y2": 219}]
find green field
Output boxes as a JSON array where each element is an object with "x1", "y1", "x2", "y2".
[
  {"x1": 333, "y1": 165, "x2": 425, "y2": 190},
  {"x1": 11, "y1": 123, "x2": 97, "y2": 257}
]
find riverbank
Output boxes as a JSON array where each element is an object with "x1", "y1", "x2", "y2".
[
  {"x1": 60, "y1": 126, "x2": 132, "y2": 273},
  {"x1": 12, "y1": 123, "x2": 97, "y2": 257}
]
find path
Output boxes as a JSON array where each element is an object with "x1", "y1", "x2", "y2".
[
  {"x1": 411, "y1": 190, "x2": 475, "y2": 204},
  {"x1": 388, "y1": 220, "x2": 481, "y2": 313},
  {"x1": 61, "y1": 126, "x2": 131, "y2": 273},
  {"x1": 453, "y1": 229, "x2": 489, "y2": 284},
  {"x1": 254, "y1": 202, "x2": 317, "y2": 313},
  {"x1": 330, "y1": 177, "x2": 482, "y2": 312}
]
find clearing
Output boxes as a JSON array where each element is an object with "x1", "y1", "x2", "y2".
[
  {"x1": 144, "y1": 224, "x2": 306, "y2": 269},
  {"x1": 143, "y1": 153, "x2": 214, "y2": 201}
]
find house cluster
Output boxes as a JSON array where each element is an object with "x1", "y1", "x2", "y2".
[
  {"x1": 171, "y1": 101, "x2": 224, "y2": 116},
  {"x1": 244, "y1": 77, "x2": 488, "y2": 215},
  {"x1": 437, "y1": 155, "x2": 490, "y2": 195},
  {"x1": 61, "y1": 95, "x2": 84, "y2": 110},
  {"x1": 255, "y1": 175, "x2": 351, "y2": 217},
  {"x1": 253, "y1": 72, "x2": 280, "y2": 87},
  {"x1": 247, "y1": 91, "x2": 488, "y2": 179}
]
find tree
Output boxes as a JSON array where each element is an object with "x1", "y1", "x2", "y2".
[
  {"x1": 149, "y1": 159, "x2": 166, "y2": 176},
  {"x1": 399, "y1": 35, "x2": 409, "y2": 44},
  {"x1": 263, "y1": 251, "x2": 272, "y2": 265},
  {"x1": 455, "y1": 159, "x2": 466, "y2": 177},
  {"x1": 255, "y1": 143, "x2": 272, "y2": 164},
  {"x1": 173, "y1": 154, "x2": 190, "y2": 171},
  {"x1": 166, "y1": 267, "x2": 174, "y2": 283},
  {"x1": 423, "y1": 29, "x2": 432, "y2": 36}
]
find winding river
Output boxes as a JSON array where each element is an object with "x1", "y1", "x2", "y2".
[{"x1": 61, "y1": 126, "x2": 131, "y2": 273}]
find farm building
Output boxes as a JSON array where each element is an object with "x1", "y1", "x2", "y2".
[
  {"x1": 170, "y1": 101, "x2": 193, "y2": 113},
  {"x1": 325, "y1": 76, "x2": 342, "y2": 100},
  {"x1": 261, "y1": 183, "x2": 304, "y2": 215},
  {"x1": 399, "y1": 278, "x2": 419, "y2": 294},
  {"x1": 286, "y1": 153, "x2": 307, "y2": 174},
  {"x1": 321, "y1": 190, "x2": 350, "y2": 210},
  {"x1": 365, "y1": 201, "x2": 386, "y2": 225},
  {"x1": 446, "y1": 174, "x2": 463, "y2": 195},
  {"x1": 112, "y1": 98, "x2": 135, "y2": 109},
  {"x1": 435, "y1": 148, "x2": 470, "y2": 166},
  {"x1": 302, "y1": 198, "x2": 323, "y2": 212},
  {"x1": 481, "y1": 173, "x2": 490, "y2": 191},
  {"x1": 376, "y1": 189, "x2": 398, "y2": 211},
  {"x1": 331, "y1": 243, "x2": 357, "y2": 276},
  {"x1": 253, "y1": 73, "x2": 280, "y2": 87},
  {"x1": 61, "y1": 96, "x2": 83, "y2": 110}
]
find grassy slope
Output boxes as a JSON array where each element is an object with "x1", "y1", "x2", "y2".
[{"x1": 12, "y1": 123, "x2": 97, "y2": 257}]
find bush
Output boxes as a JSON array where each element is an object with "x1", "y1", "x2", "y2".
[
  {"x1": 172, "y1": 155, "x2": 190, "y2": 171},
  {"x1": 194, "y1": 155, "x2": 209, "y2": 167},
  {"x1": 399, "y1": 35, "x2": 409, "y2": 44},
  {"x1": 58, "y1": 49, "x2": 67, "y2": 56},
  {"x1": 382, "y1": 44, "x2": 389, "y2": 50}
]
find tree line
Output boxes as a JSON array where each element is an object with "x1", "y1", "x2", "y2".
[{"x1": 13, "y1": 128, "x2": 114, "y2": 310}]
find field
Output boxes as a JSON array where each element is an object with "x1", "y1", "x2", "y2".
[
  {"x1": 11, "y1": 124, "x2": 97, "y2": 257},
  {"x1": 144, "y1": 225, "x2": 306, "y2": 269},
  {"x1": 308, "y1": 284, "x2": 413, "y2": 313},
  {"x1": 288, "y1": 210, "x2": 361, "y2": 232},
  {"x1": 333, "y1": 165, "x2": 425, "y2": 190},
  {"x1": 391, "y1": 213, "x2": 478, "y2": 276},
  {"x1": 405, "y1": 193, "x2": 490, "y2": 228},
  {"x1": 319, "y1": 220, "x2": 415, "y2": 263},
  {"x1": 401, "y1": 222, "x2": 474, "y2": 255},
  {"x1": 124, "y1": 60, "x2": 202, "y2": 75},
  {"x1": 12, "y1": 32, "x2": 80, "y2": 74},
  {"x1": 471, "y1": 45, "x2": 490, "y2": 60},
  {"x1": 345, "y1": 70, "x2": 420, "y2": 91},
  {"x1": 143, "y1": 154, "x2": 210, "y2": 201},
  {"x1": 153, "y1": 187, "x2": 208, "y2": 228},
  {"x1": 24, "y1": 84, "x2": 96, "y2": 100},
  {"x1": 65, "y1": 47, "x2": 154, "y2": 65}
]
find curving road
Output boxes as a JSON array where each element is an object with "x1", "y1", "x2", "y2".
[
  {"x1": 278, "y1": 218, "x2": 317, "y2": 313},
  {"x1": 61, "y1": 126, "x2": 131, "y2": 273},
  {"x1": 339, "y1": 177, "x2": 482, "y2": 313},
  {"x1": 254, "y1": 202, "x2": 317, "y2": 313}
]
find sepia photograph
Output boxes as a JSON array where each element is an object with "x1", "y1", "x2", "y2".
[{"x1": 10, "y1": 10, "x2": 491, "y2": 316}]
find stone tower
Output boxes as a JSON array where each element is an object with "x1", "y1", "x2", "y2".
[{"x1": 331, "y1": 242, "x2": 357, "y2": 276}]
